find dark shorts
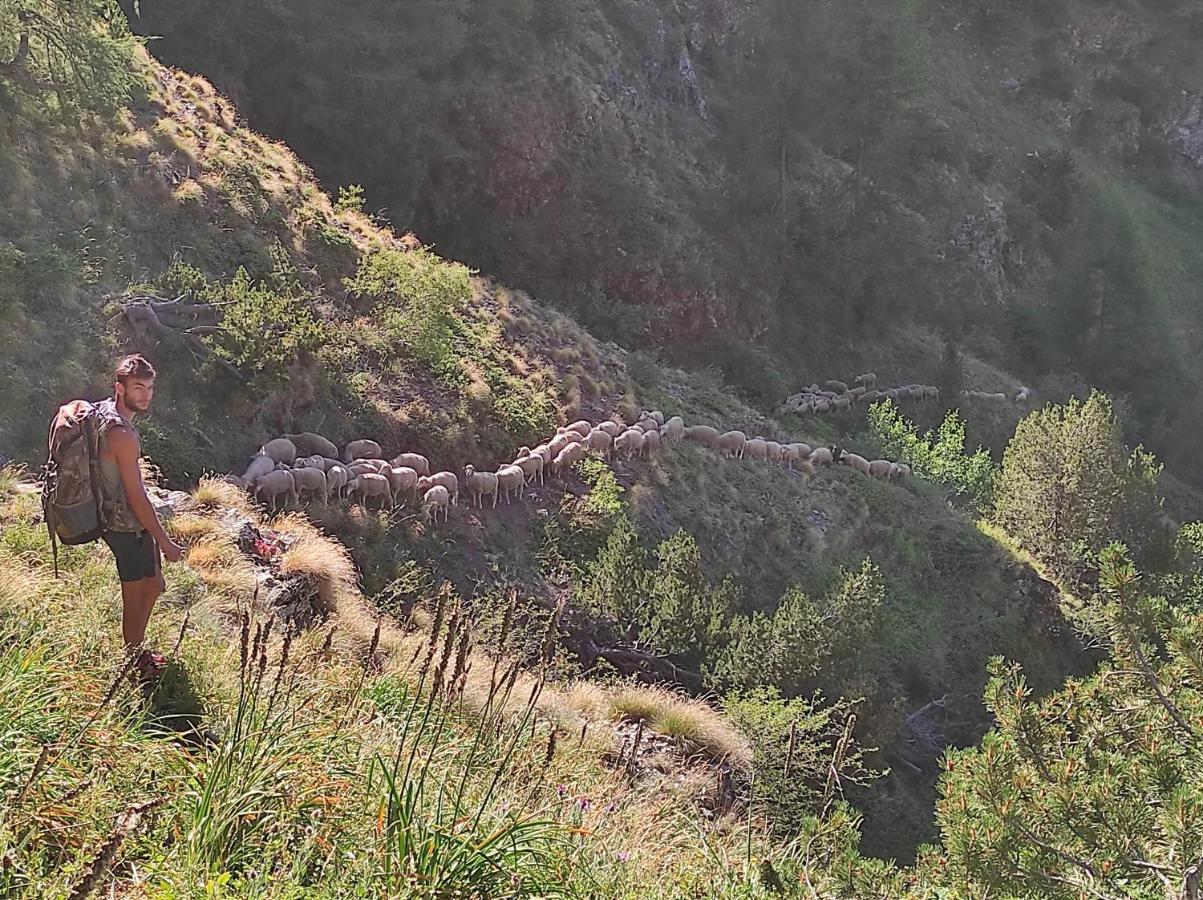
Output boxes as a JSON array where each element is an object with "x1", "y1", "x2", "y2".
[{"x1": 102, "y1": 530, "x2": 160, "y2": 583}]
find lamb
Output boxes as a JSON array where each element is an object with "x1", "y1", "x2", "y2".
[
  {"x1": 743, "y1": 437, "x2": 768, "y2": 461},
  {"x1": 464, "y1": 465, "x2": 500, "y2": 509},
  {"x1": 717, "y1": 430, "x2": 748, "y2": 458},
  {"x1": 855, "y1": 373, "x2": 877, "y2": 389},
  {"x1": 824, "y1": 380, "x2": 849, "y2": 393},
  {"x1": 242, "y1": 453, "x2": 276, "y2": 484},
  {"x1": 391, "y1": 453, "x2": 431, "y2": 477},
  {"x1": 567, "y1": 420, "x2": 593, "y2": 437},
  {"x1": 597, "y1": 420, "x2": 623, "y2": 438},
  {"x1": 344, "y1": 439, "x2": 384, "y2": 463},
  {"x1": 254, "y1": 469, "x2": 297, "y2": 510},
  {"x1": 496, "y1": 464, "x2": 527, "y2": 503},
  {"x1": 513, "y1": 453, "x2": 544, "y2": 487},
  {"x1": 283, "y1": 432, "x2": 338, "y2": 459},
  {"x1": 386, "y1": 466, "x2": 419, "y2": 505},
  {"x1": 838, "y1": 450, "x2": 871, "y2": 476},
  {"x1": 548, "y1": 432, "x2": 580, "y2": 457},
  {"x1": 868, "y1": 459, "x2": 894, "y2": 480},
  {"x1": 661, "y1": 416, "x2": 685, "y2": 442},
  {"x1": 764, "y1": 440, "x2": 783, "y2": 463},
  {"x1": 641, "y1": 428, "x2": 662, "y2": 457},
  {"x1": 292, "y1": 465, "x2": 329, "y2": 504},
  {"x1": 684, "y1": 425, "x2": 720, "y2": 447},
  {"x1": 585, "y1": 428, "x2": 613, "y2": 458},
  {"x1": 350, "y1": 473, "x2": 393, "y2": 509},
  {"x1": 422, "y1": 485, "x2": 451, "y2": 523},
  {"x1": 260, "y1": 438, "x2": 298, "y2": 466},
  {"x1": 809, "y1": 446, "x2": 834, "y2": 466},
  {"x1": 325, "y1": 463, "x2": 350, "y2": 499},
  {"x1": 613, "y1": 428, "x2": 645, "y2": 461},
  {"x1": 783, "y1": 443, "x2": 811, "y2": 470},
  {"x1": 417, "y1": 472, "x2": 459, "y2": 506},
  {"x1": 553, "y1": 441, "x2": 589, "y2": 474}
]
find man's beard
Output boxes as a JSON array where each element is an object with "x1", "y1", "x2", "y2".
[{"x1": 124, "y1": 397, "x2": 152, "y2": 414}]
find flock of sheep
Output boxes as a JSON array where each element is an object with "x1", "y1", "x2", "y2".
[
  {"x1": 781, "y1": 372, "x2": 940, "y2": 416},
  {"x1": 225, "y1": 405, "x2": 912, "y2": 526}
]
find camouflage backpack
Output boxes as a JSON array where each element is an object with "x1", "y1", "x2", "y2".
[{"x1": 40, "y1": 398, "x2": 126, "y2": 576}]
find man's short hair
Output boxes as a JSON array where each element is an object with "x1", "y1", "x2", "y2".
[{"x1": 115, "y1": 354, "x2": 157, "y2": 385}]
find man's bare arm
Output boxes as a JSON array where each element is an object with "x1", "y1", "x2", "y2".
[{"x1": 107, "y1": 426, "x2": 173, "y2": 548}]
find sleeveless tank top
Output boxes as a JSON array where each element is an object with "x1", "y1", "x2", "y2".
[{"x1": 95, "y1": 398, "x2": 143, "y2": 533}]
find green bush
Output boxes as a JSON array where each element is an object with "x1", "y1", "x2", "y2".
[
  {"x1": 868, "y1": 399, "x2": 995, "y2": 508},
  {"x1": 989, "y1": 391, "x2": 1164, "y2": 587},
  {"x1": 345, "y1": 248, "x2": 471, "y2": 370}
]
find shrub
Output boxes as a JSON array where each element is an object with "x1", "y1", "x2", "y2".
[
  {"x1": 868, "y1": 399, "x2": 995, "y2": 508},
  {"x1": 335, "y1": 183, "x2": 366, "y2": 214},
  {"x1": 345, "y1": 248, "x2": 471, "y2": 370},
  {"x1": 989, "y1": 391, "x2": 1164, "y2": 587}
]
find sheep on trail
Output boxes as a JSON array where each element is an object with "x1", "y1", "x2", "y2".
[
  {"x1": 567, "y1": 420, "x2": 593, "y2": 437},
  {"x1": 496, "y1": 465, "x2": 526, "y2": 504},
  {"x1": 661, "y1": 416, "x2": 685, "y2": 442},
  {"x1": 855, "y1": 373, "x2": 877, "y2": 389},
  {"x1": 824, "y1": 380, "x2": 849, "y2": 393},
  {"x1": 344, "y1": 439, "x2": 384, "y2": 463},
  {"x1": 417, "y1": 472, "x2": 459, "y2": 507},
  {"x1": 292, "y1": 465, "x2": 329, "y2": 504},
  {"x1": 717, "y1": 430, "x2": 747, "y2": 459},
  {"x1": 513, "y1": 454, "x2": 544, "y2": 487},
  {"x1": 350, "y1": 473, "x2": 393, "y2": 510},
  {"x1": 284, "y1": 432, "x2": 338, "y2": 459},
  {"x1": 614, "y1": 429, "x2": 645, "y2": 461},
  {"x1": 423, "y1": 485, "x2": 451, "y2": 523},
  {"x1": 553, "y1": 441, "x2": 588, "y2": 474},
  {"x1": 255, "y1": 469, "x2": 297, "y2": 511},
  {"x1": 868, "y1": 459, "x2": 894, "y2": 480},
  {"x1": 684, "y1": 425, "x2": 720, "y2": 447},
  {"x1": 242, "y1": 454, "x2": 276, "y2": 484},
  {"x1": 838, "y1": 450, "x2": 871, "y2": 476},
  {"x1": 743, "y1": 437, "x2": 768, "y2": 462},
  {"x1": 260, "y1": 438, "x2": 298, "y2": 466},
  {"x1": 585, "y1": 428, "x2": 613, "y2": 459},
  {"x1": 641, "y1": 428, "x2": 662, "y2": 458},
  {"x1": 598, "y1": 420, "x2": 623, "y2": 438},
  {"x1": 464, "y1": 465, "x2": 500, "y2": 509},
  {"x1": 326, "y1": 464, "x2": 350, "y2": 499},
  {"x1": 391, "y1": 453, "x2": 431, "y2": 476},
  {"x1": 386, "y1": 466, "x2": 419, "y2": 505}
]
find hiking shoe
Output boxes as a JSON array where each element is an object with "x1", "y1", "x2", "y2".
[{"x1": 131, "y1": 649, "x2": 167, "y2": 689}]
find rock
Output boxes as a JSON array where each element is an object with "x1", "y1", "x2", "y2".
[{"x1": 1167, "y1": 92, "x2": 1203, "y2": 168}]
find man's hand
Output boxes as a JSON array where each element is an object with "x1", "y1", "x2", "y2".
[{"x1": 161, "y1": 538, "x2": 184, "y2": 563}]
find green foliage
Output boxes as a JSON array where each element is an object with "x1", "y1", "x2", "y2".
[
  {"x1": 932, "y1": 544, "x2": 1203, "y2": 898},
  {"x1": 724, "y1": 689, "x2": 874, "y2": 837},
  {"x1": 334, "y1": 183, "x2": 365, "y2": 214},
  {"x1": 346, "y1": 248, "x2": 471, "y2": 370},
  {"x1": 202, "y1": 265, "x2": 322, "y2": 379},
  {"x1": 990, "y1": 391, "x2": 1165, "y2": 587},
  {"x1": 0, "y1": 241, "x2": 79, "y2": 309},
  {"x1": 868, "y1": 399, "x2": 995, "y2": 507},
  {"x1": 0, "y1": 0, "x2": 140, "y2": 117}
]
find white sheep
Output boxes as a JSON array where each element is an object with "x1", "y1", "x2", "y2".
[
  {"x1": 832, "y1": 396, "x2": 852, "y2": 411},
  {"x1": 810, "y1": 446, "x2": 834, "y2": 466},
  {"x1": 464, "y1": 465, "x2": 500, "y2": 509},
  {"x1": 292, "y1": 465, "x2": 329, "y2": 504},
  {"x1": 260, "y1": 438, "x2": 298, "y2": 466},
  {"x1": 661, "y1": 416, "x2": 685, "y2": 442},
  {"x1": 647, "y1": 410, "x2": 665, "y2": 426},
  {"x1": 764, "y1": 440, "x2": 784, "y2": 464},
  {"x1": 513, "y1": 454, "x2": 544, "y2": 487},
  {"x1": 254, "y1": 469, "x2": 297, "y2": 510},
  {"x1": 391, "y1": 453, "x2": 431, "y2": 476},
  {"x1": 868, "y1": 459, "x2": 894, "y2": 480},
  {"x1": 325, "y1": 464, "x2": 350, "y2": 500},
  {"x1": 641, "y1": 428, "x2": 662, "y2": 458},
  {"x1": 283, "y1": 432, "x2": 338, "y2": 459},
  {"x1": 597, "y1": 420, "x2": 623, "y2": 438},
  {"x1": 242, "y1": 453, "x2": 276, "y2": 484},
  {"x1": 548, "y1": 432, "x2": 580, "y2": 457},
  {"x1": 717, "y1": 430, "x2": 747, "y2": 458},
  {"x1": 422, "y1": 485, "x2": 450, "y2": 523},
  {"x1": 743, "y1": 437, "x2": 768, "y2": 462},
  {"x1": 294, "y1": 454, "x2": 327, "y2": 470},
  {"x1": 684, "y1": 425, "x2": 720, "y2": 447},
  {"x1": 890, "y1": 463, "x2": 911, "y2": 480},
  {"x1": 585, "y1": 428, "x2": 613, "y2": 459},
  {"x1": 343, "y1": 439, "x2": 384, "y2": 463},
  {"x1": 496, "y1": 464, "x2": 526, "y2": 503},
  {"x1": 824, "y1": 380, "x2": 849, "y2": 394},
  {"x1": 386, "y1": 466, "x2": 419, "y2": 505},
  {"x1": 1014, "y1": 387, "x2": 1031, "y2": 403},
  {"x1": 350, "y1": 473, "x2": 393, "y2": 510},
  {"x1": 855, "y1": 373, "x2": 877, "y2": 389},
  {"x1": 349, "y1": 459, "x2": 390, "y2": 477},
  {"x1": 567, "y1": 420, "x2": 593, "y2": 438},
  {"x1": 613, "y1": 428, "x2": 645, "y2": 461},
  {"x1": 417, "y1": 472, "x2": 460, "y2": 507},
  {"x1": 838, "y1": 450, "x2": 871, "y2": 476}
]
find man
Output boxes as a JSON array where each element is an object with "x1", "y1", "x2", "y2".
[{"x1": 96, "y1": 354, "x2": 184, "y2": 684}]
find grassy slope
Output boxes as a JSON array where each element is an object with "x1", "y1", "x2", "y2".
[{"x1": 0, "y1": 45, "x2": 1088, "y2": 863}]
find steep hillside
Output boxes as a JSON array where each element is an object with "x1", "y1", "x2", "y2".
[
  {"x1": 1, "y1": 5, "x2": 1090, "y2": 867},
  {"x1": 135, "y1": 0, "x2": 1203, "y2": 481}
]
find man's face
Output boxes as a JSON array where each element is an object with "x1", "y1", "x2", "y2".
[{"x1": 117, "y1": 377, "x2": 155, "y2": 414}]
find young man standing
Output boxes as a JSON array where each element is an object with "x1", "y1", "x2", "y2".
[{"x1": 96, "y1": 354, "x2": 184, "y2": 683}]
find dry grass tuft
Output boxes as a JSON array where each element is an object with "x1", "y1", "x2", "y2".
[
  {"x1": 610, "y1": 685, "x2": 751, "y2": 766},
  {"x1": 172, "y1": 178, "x2": 204, "y2": 205},
  {"x1": 273, "y1": 513, "x2": 359, "y2": 612},
  {"x1": 192, "y1": 476, "x2": 254, "y2": 514},
  {"x1": 167, "y1": 514, "x2": 221, "y2": 545},
  {"x1": 184, "y1": 536, "x2": 257, "y2": 600}
]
